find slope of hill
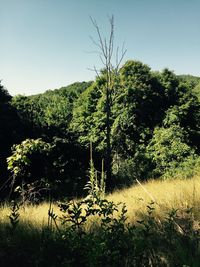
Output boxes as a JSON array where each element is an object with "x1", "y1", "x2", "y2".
[
  {"x1": 177, "y1": 74, "x2": 200, "y2": 87},
  {"x1": 11, "y1": 81, "x2": 93, "y2": 134}
]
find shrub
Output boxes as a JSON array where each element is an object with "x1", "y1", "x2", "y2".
[{"x1": 147, "y1": 125, "x2": 200, "y2": 179}]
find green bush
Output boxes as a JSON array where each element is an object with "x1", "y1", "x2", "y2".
[{"x1": 147, "y1": 125, "x2": 200, "y2": 179}]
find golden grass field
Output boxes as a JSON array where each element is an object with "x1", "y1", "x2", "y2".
[
  {"x1": 1, "y1": 176, "x2": 200, "y2": 228},
  {"x1": 107, "y1": 176, "x2": 200, "y2": 223}
]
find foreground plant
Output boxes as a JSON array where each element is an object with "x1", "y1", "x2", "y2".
[{"x1": 8, "y1": 200, "x2": 20, "y2": 234}]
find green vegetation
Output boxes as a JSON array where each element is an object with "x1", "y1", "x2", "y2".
[
  {"x1": 1, "y1": 43, "x2": 200, "y2": 265},
  {"x1": 0, "y1": 59, "x2": 200, "y2": 195}
]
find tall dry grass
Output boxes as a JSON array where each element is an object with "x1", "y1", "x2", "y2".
[
  {"x1": 0, "y1": 202, "x2": 60, "y2": 229},
  {"x1": 108, "y1": 175, "x2": 200, "y2": 223},
  {"x1": 0, "y1": 176, "x2": 200, "y2": 227}
]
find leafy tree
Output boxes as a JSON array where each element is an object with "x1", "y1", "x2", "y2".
[
  {"x1": 112, "y1": 60, "x2": 164, "y2": 158},
  {"x1": 178, "y1": 74, "x2": 200, "y2": 89},
  {"x1": 6, "y1": 138, "x2": 53, "y2": 202},
  {"x1": 147, "y1": 125, "x2": 200, "y2": 178},
  {"x1": 164, "y1": 85, "x2": 200, "y2": 152},
  {"x1": 0, "y1": 82, "x2": 23, "y2": 196},
  {"x1": 193, "y1": 81, "x2": 200, "y2": 100},
  {"x1": 70, "y1": 81, "x2": 102, "y2": 146},
  {"x1": 7, "y1": 138, "x2": 52, "y2": 185},
  {"x1": 11, "y1": 95, "x2": 43, "y2": 138},
  {"x1": 52, "y1": 81, "x2": 92, "y2": 99},
  {"x1": 71, "y1": 61, "x2": 200, "y2": 184},
  {"x1": 158, "y1": 68, "x2": 180, "y2": 106},
  {"x1": 40, "y1": 82, "x2": 92, "y2": 131},
  {"x1": 12, "y1": 82, "x2": 92, "y2": 139}
]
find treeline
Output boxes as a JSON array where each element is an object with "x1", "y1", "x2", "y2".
[{"x1": 1, "y1": 60, "x2": 200, "y2": 198}]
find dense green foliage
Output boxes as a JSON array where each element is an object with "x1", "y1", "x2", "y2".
[
  {"x1": 11, "y1": 82, "x2": 92, "y2": 138},
  {"x1": 0, "y1": 60, "x2": 200, "y2": 197},
  {"x1": 2, "y1": 82, "x2": 94, "y2": 198},
  {"x1": 71, "y1": 61, "x2": 200, "y2": 185},
  {"x1": 0, "y1": 83, "x2": 24, "y2": 197}
]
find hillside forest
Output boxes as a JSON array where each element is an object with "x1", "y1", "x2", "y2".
[{"x1": 1, "y1": 60, "x2": 200, "y2": 200}]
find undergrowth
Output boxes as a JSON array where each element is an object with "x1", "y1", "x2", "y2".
[
  {"x1": 1, "y1": 167, "x2": 200, "y2": 266},
  {"x1": 0, "y1": 185, "x2": 199, "y2": 266}
]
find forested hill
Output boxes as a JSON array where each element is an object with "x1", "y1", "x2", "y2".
[
  {"x1": 1, "y1": 60, "x2": 200, "y2": 198},
  {"x1": 177, "y1": 74, "x2": 200, "y2": 86},
  {"x1": 29, "y1": 81, "x2": 92, "y2": 97},
  {"x1": 11, "y1": 81, "x2": 92, "y2": 138},
  {"x1": 177, "y1": 75, "x2": 200, "y2": 101}
]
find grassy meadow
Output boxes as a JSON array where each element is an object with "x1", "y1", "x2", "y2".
[
  {"x1": 1, "y1": 176, "x2": 200, "y2": 267},
  {"x1": 1, "y1": 175, "x2": 200, "y2": 227},
  {"x1": 108, "y1": 176, "x2": 200, "y2": 222}
]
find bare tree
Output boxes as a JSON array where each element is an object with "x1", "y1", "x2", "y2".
[{"x1": 90, "y1": 16, "x2": 126, "y2": 188}]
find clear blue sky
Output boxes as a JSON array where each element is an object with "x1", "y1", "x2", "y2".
[{"x1": 1, "y1": 0, "x2": 200, "y2": 96}]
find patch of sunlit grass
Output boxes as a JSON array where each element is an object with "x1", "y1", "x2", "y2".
[
  {"x1": 1, "y1": 176, "x2": 200, "y2": 229},
  {"x1": 107, "y1": 175, "x2": 200, "y2": 223},
  {"x1": 0, "y1": 202, "x2": 60, "y2": 229}
]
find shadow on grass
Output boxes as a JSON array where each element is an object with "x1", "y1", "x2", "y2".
[{"x1": 0, "y1": 204, "x2": 200, "y2": 267}]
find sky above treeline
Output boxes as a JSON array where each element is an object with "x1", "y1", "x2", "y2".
[{"x1": 1, "y1": 0, "x2": 200, "y2": 96}]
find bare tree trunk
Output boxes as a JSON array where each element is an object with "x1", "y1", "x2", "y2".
[
  {"x1": 106, "y1": 82, "x2": 112, "y2": 187},
  {"x1": 90, "y1": 16, "x2": 126, "y2": 189}
]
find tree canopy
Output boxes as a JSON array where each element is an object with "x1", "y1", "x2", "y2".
[{"x1": 1, "y1": 60, "x2": 200, "y2": 198}]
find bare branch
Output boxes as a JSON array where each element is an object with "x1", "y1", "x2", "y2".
[
  {"x1": 115, "y1": 42, "x2": 127, "y2": 71},
  {"x1": 99, "y1": 54, "x2": 106, "y2": 66},
  {"x1": 87, "y1": 66, "x2": 101, "y2": 79},
  {"x1": 108, "y1": 15, "x2": 114, "y2": 62},
  {"x1": 89, "y1": 35, "x2": 102, "y2": 50},
  {"x1": 90, "y1": 16, "x2": 107, "y2": 59}
]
